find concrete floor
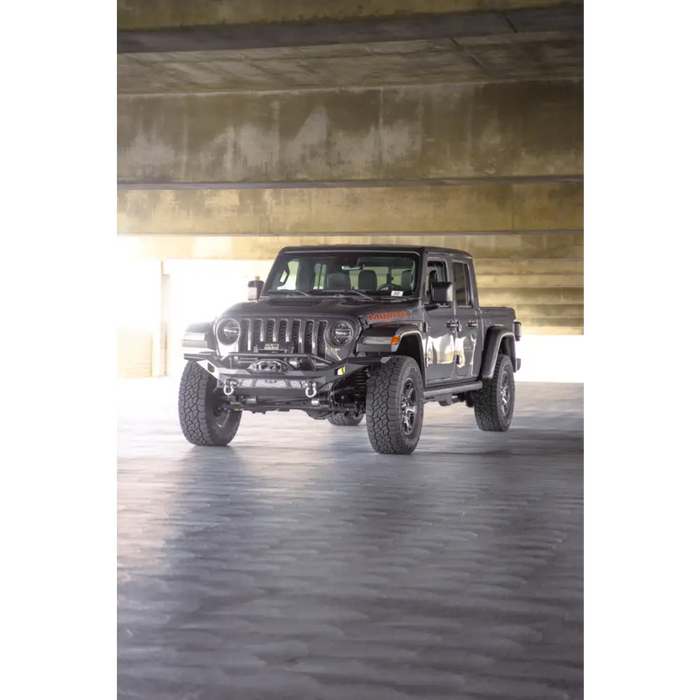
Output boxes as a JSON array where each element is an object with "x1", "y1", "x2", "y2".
[{"x1": 118, "y1": 379, "x2": 583, "y2": 700}]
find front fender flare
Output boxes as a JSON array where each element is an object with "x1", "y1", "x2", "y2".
[
  {"x1": 356, "y1": 323, "x2": 423, "y2": 354},
  {"x1": 182, "y1": 320, "x2": 216, "y2": 358}
]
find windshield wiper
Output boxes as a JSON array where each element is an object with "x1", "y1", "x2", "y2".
[
  {"x1": 318, "y1": 289, "x2": 375, "y2": 301},
  {"x1": 265, "y1": 289, "x2": 312, "y2": 297}
]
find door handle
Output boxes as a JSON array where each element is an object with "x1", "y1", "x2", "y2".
[
  {"x1": 446, "y1": 320, "x2": 461, "y2": 331},
  {"x1": 467, "y1": 320, "x2": 478, "y2": 328}
]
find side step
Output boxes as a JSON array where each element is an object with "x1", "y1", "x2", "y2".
[{"x1": 424, "y1": 381, "x2": 482, "y2": 400}]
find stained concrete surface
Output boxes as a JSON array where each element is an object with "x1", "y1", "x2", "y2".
[
  {"x1": 118, "y1": 379, "x2": 583, "y2": 699},
  {"x1": 117, "y1": 82, "x2": 583, "y2": 184},
  {"x1": 117, "y1": 0, "x2": 579, "y2": 33}
]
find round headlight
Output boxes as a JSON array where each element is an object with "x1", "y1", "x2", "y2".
[
  {"x1": 217, "y1": 318, "x2": 240, "y2": 345},
  {"x1": 330, "y1": 322, "x2": 353, "y2": 346}
]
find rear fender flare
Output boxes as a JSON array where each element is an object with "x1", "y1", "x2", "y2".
[{"x1": 480, "y1": 327, "x2": 516, "y2": 379}]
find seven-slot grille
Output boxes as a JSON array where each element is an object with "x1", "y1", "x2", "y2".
[{"x1": 235, "y1": 318, "x2": 336, "y2": 356}]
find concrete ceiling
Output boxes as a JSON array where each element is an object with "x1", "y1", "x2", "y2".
[
  {"x1": 117, "y1": 0, "x2": 582, "y2": 32},
  {"x1": 118, "y1": 31, "x2": 582, "y2": 95},
  {"x1": 117, "y1": 3, "x2": 582, "y2": 95}
]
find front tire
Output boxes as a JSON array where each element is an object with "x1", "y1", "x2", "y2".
[
  {"x1": 327, "y1": 412, "x2": 365, "y2": 427},
  {"x1": 366, "y1": 356, "x2": 424, "y2": 455},
  {"x1": 178, "y1": 361, "x2": 242, "y2": 446},
  {"x1": 473, "y1": 353, "x2": 515, "y2": 432}
]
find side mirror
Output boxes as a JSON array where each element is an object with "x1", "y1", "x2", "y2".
[
  {"x1": 247, "y1": 279, "x2": 263, "y2": 301},
  {"x1": 430, "y1": 281, "x2": 453, "y2": 305}
]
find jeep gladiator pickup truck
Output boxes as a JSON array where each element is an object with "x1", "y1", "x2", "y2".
[{"x1": 179, "y1": 245, "x2": 522, "y2": 455}]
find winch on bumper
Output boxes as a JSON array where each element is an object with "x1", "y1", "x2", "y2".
[{"x1": 190, "y1": 352, "x2": 376, "y2": 405}]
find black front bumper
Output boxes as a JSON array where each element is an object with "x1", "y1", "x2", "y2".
[{"x1": 185, "y1": 352, "x2": 377, "y2": 402}]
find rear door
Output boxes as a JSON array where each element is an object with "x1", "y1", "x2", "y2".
[
  {"x1": 453, "y1": 259, "x2": 483, "y2": 380},
  {"x1": 424, "y1": 257, "x2": 456, "y2": 384}
]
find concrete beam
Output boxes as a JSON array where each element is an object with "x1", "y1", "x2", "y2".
[
  {"x1": 117, "y1": 231, "x2": 582, "y2": 260},
  {"x1": 119, "y1": 1, "x2": 580, "y2": 31},
  {"x1": 495, "y1": 302, "x2": 583, "y2": 316},
  {"x1": 474, "y1": 259, "x2": 582, "y2": 275},
  {"x1": 480, "y1": 287, "x2": 582, "y2": 305},
  {"x1": 117, "y1": 182, "x2": 582, "y2": 235},
  {"x1": 516, "y1": 322, "x2": 582, "y2": 335},
  {"x1": 478, "y1": 274, "x2": 583, "y2": 287},
  {"x1": 118, "y1": 80, "x2": 582, "y2": 182}
]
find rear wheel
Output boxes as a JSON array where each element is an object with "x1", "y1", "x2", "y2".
[
  {"x1": 365, "y1": 356, "x2": 424, "y2": 455},
  {"x1": 178, "y1": 361, "x2": 242, "y2": 446},
  {"x1": 327, "y1": 412, "x2": 365, "y2": 427},
  {"x1": 473, "y1": 353, "x2": 515, "y2": 432}
]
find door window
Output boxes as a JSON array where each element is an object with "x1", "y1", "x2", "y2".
[
  {"x1": 452, "y1": 262, "x2": 471, "y2": 306},
  {"x1": 425, "y1": 260, "x2": 447, "y2": 296}
]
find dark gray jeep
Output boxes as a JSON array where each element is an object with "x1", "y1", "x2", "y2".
[{"x1": 179, "y1": 245, "x2": 522, "y2": 455}]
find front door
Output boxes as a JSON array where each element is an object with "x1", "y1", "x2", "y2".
[
  {"x1": 424, "y1": 258, "x2": 456, "y2": 384},
  {"x1": 452, "y1": 260, "x2": 483, "y2": 379}
]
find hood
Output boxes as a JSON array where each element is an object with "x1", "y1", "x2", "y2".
[{"x1": 219, "y1": 296, "x2": 423, "y2": 326}]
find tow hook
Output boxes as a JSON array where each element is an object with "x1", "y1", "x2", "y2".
[
  {"x1": 222, "y1": 379, "x2": 237, "y2": 397},
  {"x1": 304, "y1": 380, "x2": 318, "y2": 398}
]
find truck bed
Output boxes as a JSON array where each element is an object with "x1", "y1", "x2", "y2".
[{"x1": 480, "y1": 305, "x2": 517, "y2": 329}]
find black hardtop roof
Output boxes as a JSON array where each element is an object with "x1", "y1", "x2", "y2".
[{"x1": 277, "y1": 244, "x2": 472, "y2": 259}]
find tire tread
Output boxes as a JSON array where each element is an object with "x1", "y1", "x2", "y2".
[
  {"x1": 473, "y1": 353, "x2": 514, "y2": 432},
  {"x1": 178, "y1": 361, "x2": 240, "y2": 446},
  {"x1": 366, "y1": 356, "x2": 422, "y2": 454}
]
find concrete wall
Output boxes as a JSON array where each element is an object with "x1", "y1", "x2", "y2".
[{"x1": 116, "y1": 257, "x2": 162, "y2": 378}]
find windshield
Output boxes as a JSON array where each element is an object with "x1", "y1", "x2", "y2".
[{"x1": 265, "y1": 251, "x2": 420, "y2": 297}]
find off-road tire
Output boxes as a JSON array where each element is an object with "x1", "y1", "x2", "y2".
[
  {"x1": 178, "y1": 361, "x2": 242, "y2": 446},
  {"x1": 473, "y1": 353, "x2": 515, "y2": 432},
  {"x1": 366, "y1": 356, "x2": 424, "y2": 455},
  {"x1": 327, "y1": 412, "x2": 365, "y2": 427}
]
